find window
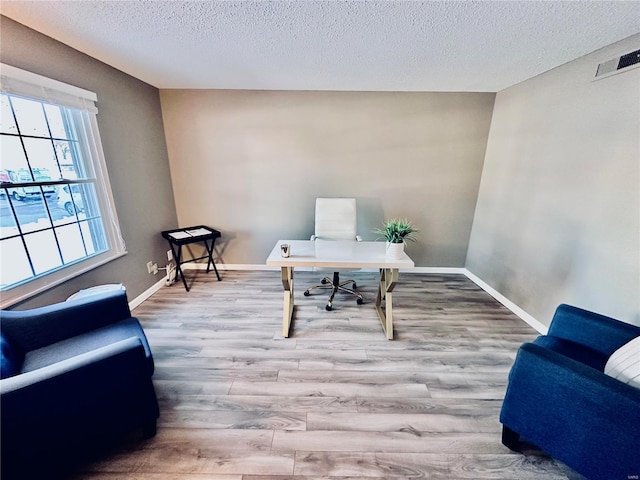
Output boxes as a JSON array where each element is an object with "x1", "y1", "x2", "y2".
[{"x1": 0, "y1": 64, "x2": 126, "y2": 307}]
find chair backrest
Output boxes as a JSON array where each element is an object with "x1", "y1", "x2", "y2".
[{"x1": 314, "y1": 198, "x2": 357, "y2": 240}]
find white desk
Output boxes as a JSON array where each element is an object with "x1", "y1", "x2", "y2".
[{"x1": 266, "y1": 240, "x2": 415, "y2": 339}]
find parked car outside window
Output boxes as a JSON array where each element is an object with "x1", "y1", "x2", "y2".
[{"x1": 57, "y1": 184, "x2": 85, "y2": 216}]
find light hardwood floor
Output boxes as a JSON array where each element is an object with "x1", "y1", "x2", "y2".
[{"x1": 69, "y1": 270, "x2": 585, "y2": 479}]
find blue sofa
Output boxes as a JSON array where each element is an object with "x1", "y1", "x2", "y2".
[
  {"x1": 500, "y1": 304, "x2": 640, "y2": 480},
  {"x1": 1, "y1": 290, "x2": 160, "y2": 477}
]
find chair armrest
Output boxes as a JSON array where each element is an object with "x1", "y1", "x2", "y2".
[
  {"x1": 503, "y1": 342, "x2": 640, "y2": 414},
  {"x1": 500, "y1": 342, "x2": 640, "y2": 478},
  {"x1": 311, "y1": 235, "x2": 362, "y2": 241},
  {"x1": 1, "y1": 290, "x2": 132, "y2": 352},
  {"x1": 0, "y1": 337, "x2": 148, "y2": 396},
  {"x1": 548, "y1": 304, "x2": 640, "y2": 356}
]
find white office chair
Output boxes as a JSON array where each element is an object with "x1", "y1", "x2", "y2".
[{"x1": 304, "y1": 198, "x2": 365, "y2": 311}]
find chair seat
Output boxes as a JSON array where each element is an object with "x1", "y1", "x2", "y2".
[{"x1": 21, "y1": 317, "x2": 153, "y2": 374}]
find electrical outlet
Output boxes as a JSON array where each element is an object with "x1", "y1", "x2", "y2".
[
  {"x1": 147, "y1": 261, "x2": 154, "y2": 274},
  {"x1": 152, "y1": 263, "x2": 158, "y2": 275},
  {"x1": 167, "y1": 250, "x2": 173, "y2": 261}
]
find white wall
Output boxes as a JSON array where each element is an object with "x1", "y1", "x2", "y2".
[{"x1": 467, "y1": 34, "x2": 640, "y2": 327}]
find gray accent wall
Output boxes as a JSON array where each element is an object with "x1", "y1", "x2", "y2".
[
  {"x1": 1, "y1": 16, "x2": 178, "y2": 308},
  {"x1": 466, "y1": 34, "x2": 640, "y2": 327},
  {"x1": 159, "y1": 90, "x2": 495, "y2": 267}
]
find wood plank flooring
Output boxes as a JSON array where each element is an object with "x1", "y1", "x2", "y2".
[{"x1": 68, "y1": 270, "x2": 585, "y2": 479}]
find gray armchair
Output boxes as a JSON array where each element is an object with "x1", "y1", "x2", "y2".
[{"x1": 1, "y1": 290, "x2": 159, "y2": 478}]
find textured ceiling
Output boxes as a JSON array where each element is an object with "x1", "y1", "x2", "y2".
[{"x1": 1, "y1": 1, "x2": 639, "y2": 92}]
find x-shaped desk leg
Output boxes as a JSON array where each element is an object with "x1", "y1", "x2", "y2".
[
  {"x1": 376, "y1": 268, "x2": 399, "y2": 340},
  {"x1": 281, "y1": 267, "x2": 294, "y2": 338},
  {"x1": 204, "y1": 238, "x2": 221, "y2": 281},
  {"x1": 170, "y1": 243, "x2": 190, "y2": 292}
]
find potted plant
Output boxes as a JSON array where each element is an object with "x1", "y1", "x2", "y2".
[{"x1": 373, "y1": 218, "x2": 418, "y2": 259}]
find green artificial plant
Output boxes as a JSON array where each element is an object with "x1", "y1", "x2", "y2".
[{"x1": 373, "y1": 218, "x2": 418, "y2": 244}]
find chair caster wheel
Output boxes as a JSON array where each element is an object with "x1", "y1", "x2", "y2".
[
  {"x1": 357, "y1": 298, "x2": 364, "y2": 305},
  {"x1": 304, "y1": 290, "x2": 310, "y2": 296},
  {"x1": 353, "y1": 283, "x2": 357, "y2": 289},
  {"x1": 326, "y1": 304, "x2": 332, "y2": 311},
  {"x1": 321, "y1": 278, "x2": 328, "y2": 285}
]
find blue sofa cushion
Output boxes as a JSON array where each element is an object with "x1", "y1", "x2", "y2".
[
  {"x1": 533, "y1": 335, "x2": 608, "y2": 371},
  {"x1": 1, "y1": 332, "x2": 24, "y2": 379},
  {"x1": 21, "y1": 317, "x2": 153, "y2": 375}
]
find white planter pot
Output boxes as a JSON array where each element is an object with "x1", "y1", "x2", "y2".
[{"x1": 386, "y1": 242, "x2": 404, "y2": 260}]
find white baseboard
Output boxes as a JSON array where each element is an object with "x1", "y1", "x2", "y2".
[
  {"x1": 412, "y1": 267, "x2": 467, "y2": 275},
  {"x1": 463, "y1": 269, "x2": 547, "y2": 334},
  {"x1": 129, "y1": 277, "x2": 165, "y2": 312},
  {"x1": 180, "y1": 263, "x2": 546, "y2": 333},
  {"x1": 184, "y1": 263, "x2": 272, "y2": 271}
]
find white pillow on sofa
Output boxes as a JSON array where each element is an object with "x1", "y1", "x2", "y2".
[{"x1": 604, "y1": 336, "x2": 640, "y2": 389}]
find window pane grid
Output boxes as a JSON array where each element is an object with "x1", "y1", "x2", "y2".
[
  {"x1": 1, "y1": 132, "x2": 77, "y2": 141},
  {"x1": 7, "y1": 95, "x2": 41, "y2": 184},
  {"x1": 1, "y1": 92, "x2": 109, "y2": 291},
  {"x1": 2, "y1": 132, "x2": 80, "y2": 183},
  {"x1": 0, "y1": 211, "x2": 104, "y2": 239}
]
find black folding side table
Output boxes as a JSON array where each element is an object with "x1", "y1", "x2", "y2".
[{"x1": 161, "y1": 225, "x2": 221, "y2": 291}]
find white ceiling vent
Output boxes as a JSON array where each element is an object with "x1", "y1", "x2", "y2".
[{"x1": 595, "y1": 49, "x2": 640, "y2": 79}]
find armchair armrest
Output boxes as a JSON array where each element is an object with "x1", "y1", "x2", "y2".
[
  {"x1": 548, "y1": 304, "x2": 640, "y2": 357},
  {"x1": 500, "y1": 342, "x2": 640, "y2": 479},
  {"x1": 1, "y1": 290, "x2": 132, "y2": 352},
  {"x1": 0, "y1": 337, "x2": 148, "y2": 396}
]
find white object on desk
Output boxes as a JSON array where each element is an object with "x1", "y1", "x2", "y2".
[
  {"x1": 168, "y1": 231, "x2": 191, "y2": 240},
  {"x1": 185, "y1": 227, "x2": 211, "y2": 237},
  {"x1": 266, "y1": 240, "x2": 414, "y2": 339}
]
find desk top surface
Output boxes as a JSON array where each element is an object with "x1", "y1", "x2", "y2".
[{"x1": 266, "y1": 240, "x2": 415, "y2": 269}]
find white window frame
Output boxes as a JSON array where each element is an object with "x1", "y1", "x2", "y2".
[{"x1": 0, "y1": 64, "x2": 126, "y2": 307}]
